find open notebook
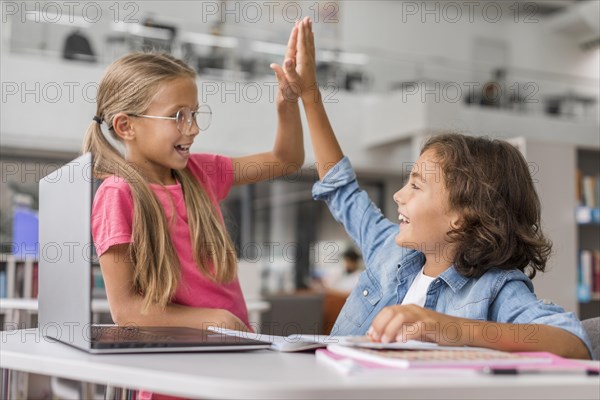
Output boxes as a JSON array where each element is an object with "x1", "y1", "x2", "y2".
[
  {"x1": 207, "y1": 327, "x2": 496, "y2": 353},
  {"x1": 207, "y1": 326, "x2": 340, "y2": 351}
]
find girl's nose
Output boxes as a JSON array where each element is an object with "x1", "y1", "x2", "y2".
[{"x1": 188, "y1": 122, "x2": 200, "y2": 137}]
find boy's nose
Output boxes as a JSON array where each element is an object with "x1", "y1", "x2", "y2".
[{"x1": 393, "y1": 189, "x2": 403, "y2": 204}]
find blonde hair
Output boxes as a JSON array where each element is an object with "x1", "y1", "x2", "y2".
[{"x1": 83, "y1": 52, "x2": 237, "y2": 312}]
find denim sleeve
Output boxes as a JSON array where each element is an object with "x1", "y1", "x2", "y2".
[
  {"x1": 489, "y1": 271, "x2": 593, "y2": 359},
  {"x1": 312, "y1": 156, "x2": 398, "y2": 267}
]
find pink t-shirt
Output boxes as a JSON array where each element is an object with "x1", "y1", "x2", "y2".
[{"x1": 91, "y1": 153, "x2": 249, "y2": 328}]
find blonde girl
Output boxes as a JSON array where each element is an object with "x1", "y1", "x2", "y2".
[{"x1": 84, "y1": 25, "x2": 303, "y2": 332}]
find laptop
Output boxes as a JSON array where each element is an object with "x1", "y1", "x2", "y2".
[{"x1": 38, "y1": 153, "x2": 271, "y2": 353}]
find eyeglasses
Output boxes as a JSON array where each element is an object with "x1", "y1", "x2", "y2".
[{"x1": 128, "y1": 105, "x2": 212, "y2": 136}]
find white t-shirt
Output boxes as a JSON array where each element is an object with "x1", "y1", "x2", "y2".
[{"x1": 400, "y1": 268, "x2": 436, "y2": 307}]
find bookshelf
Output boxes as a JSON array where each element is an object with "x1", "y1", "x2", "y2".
[
  {"x1": 576, "y1": 148, "x2": 600, "y2": 320},
  {"x1": 0, "y1": 255, "x2": 39, "y2": 329},
  {"x1": 0, "y1": 256, "x2": 38, "y2": 299},
  {"x1": 0, "y1": 255, "x2": 109, "y2": 329}
]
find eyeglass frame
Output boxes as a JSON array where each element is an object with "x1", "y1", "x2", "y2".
[{"x1": 126, "y1": 105, "x2": 212, "y2": 135}]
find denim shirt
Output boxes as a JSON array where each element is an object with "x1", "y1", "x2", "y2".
[{"x1": 313, "y1": 157, "x2": 593, "y2": 358}]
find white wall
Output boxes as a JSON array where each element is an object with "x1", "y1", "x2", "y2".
[
  {"x1": 519, "y1": 139, "x2": 579, "y2": 314},
  {"x1": 339, "y1": 1, "x2": 599, "y2": 94},
  {"x1": 0, "y1": 54, "x2": 415, "y2": 174}
]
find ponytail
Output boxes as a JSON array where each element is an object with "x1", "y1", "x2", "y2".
[{"x1": 83, "y1": 116, "x2": 180, "y2": 311}]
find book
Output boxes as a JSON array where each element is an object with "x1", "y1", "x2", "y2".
[
  {"x1": 316, "y1": 349, "x2": 478, "y2": 376},
  {"x1": 317, "y1": 348, "x2": 598, "y2": 375},
  {"x1": 0, "y1": 270, "x2": 6, "y2": 299},
  {"x1": 592, "y1": 250, "x2": 600, "y2": 296},
  {"x1": 339, "y1": 335, "x2": 490, "y2": 351},
  {"x1": 582, "y1": 175, "x2": 597, "y2": 208},
  {"x1": 31, "y1": 262, "x2": 39, "y2": 298},
  {"x1": 326, "y1": 344, "x2": 553, "y2": 368},
  {"x1": 578, "y1": 250, "x2": 593, "y2": 302}
]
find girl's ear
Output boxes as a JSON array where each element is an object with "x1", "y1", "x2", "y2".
[{"x1": 112, "y1": 112, "x2": 135, "y2": 141}]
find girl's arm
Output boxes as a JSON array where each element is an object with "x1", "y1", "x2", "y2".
[
  {"x1": 99, "y1": 244, "x2": 247, "y2": 331},
  {"x1": 284, "y1": 17, "x2": 343, "y2": 180},
  {"x1": 368, "y1": 304, "x2": 591, "y2": 359},
  {"x1": 232, "y1": 24, "x2": 304, "y2": 185}
]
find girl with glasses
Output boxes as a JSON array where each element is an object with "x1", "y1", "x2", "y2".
[{"x1": 83, "y1": 25, "x2": 303, "y2": 346}]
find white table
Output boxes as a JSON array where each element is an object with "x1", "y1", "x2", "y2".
[{"x1": 1, "y1": 329, "x2": 599, "y2": 400}]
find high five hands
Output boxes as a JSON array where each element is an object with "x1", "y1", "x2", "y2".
[{"x1": 270, "y1": 17, "x2": 319, "y2": 103}]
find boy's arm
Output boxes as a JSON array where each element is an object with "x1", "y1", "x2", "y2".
[
  {"x1": 368, "y1": 273, "x2": 593, "y2": 359},
  {"x1": 232, "y1": 24, "x2": 304, "y2": 185},
  {"x1": 287, "y1": 18, "x2": 397, "y2": 265},
  {"x1": 283, "y1": 17, "x2": 343, "y2": 180},
  {"x1": 467, "y1": 320, "x2": 590, "y2": 359},
  {"x1": 369, "y1": 305, "x2": 590, "y2": 359}
]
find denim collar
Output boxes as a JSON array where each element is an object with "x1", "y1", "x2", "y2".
[
  {"x1": 437, "y1": 265, "x2": 470, "y2": 293},
  {"x1": 396, "y1": 250, "x2": 425, "y2": 281},
  {"x1": 397, "y1": 251, "x2": 470, "y2": 293}
]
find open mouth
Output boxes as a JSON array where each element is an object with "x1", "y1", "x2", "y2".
[
  {"x1": 398, "y1": 212, "x2": 411, "y2": 224},
  {"x1": 174, "y1": 144, "x2": 191, "y2": 154}
]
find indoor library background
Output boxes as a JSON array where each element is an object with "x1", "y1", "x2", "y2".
[{"x1": 1, "y1": 0, "x2": 599, "y2": 391}]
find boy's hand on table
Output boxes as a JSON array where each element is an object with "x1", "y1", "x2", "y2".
[{"x1": 367, "y1": 304, "x2": 466, "y2": 346}]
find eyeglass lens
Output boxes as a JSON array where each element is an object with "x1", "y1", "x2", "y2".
[{"x1": 176, "y1": 105, "x2": 212, "y2": 134}]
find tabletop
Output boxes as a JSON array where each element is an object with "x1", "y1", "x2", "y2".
[{"x1": 1, "y1": 329, "x2": 599, "y2": 399}]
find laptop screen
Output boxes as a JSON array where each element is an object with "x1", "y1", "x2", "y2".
[
  {"x1": 38, "y1": 153, "x2": 271, "y2": 353},
  {"x1": 39, "y1": 152, "x2": 94, "y2": 350}
]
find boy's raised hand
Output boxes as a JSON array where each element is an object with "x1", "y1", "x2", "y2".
[{"x1": 284, "y1": 17, "x2": 319, "y2": 103}]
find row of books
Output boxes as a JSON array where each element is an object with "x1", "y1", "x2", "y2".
[
  {"x1": 576, "y1": 171, "x2": 600, "y2": 210},
  {"x1": 577, "y1": 250, "x2": 600, "y2": 303},
  {"x1": 0, "y1": 258, "x2": 106, "y2": 299},
  {"x1": 0, "y1": 258, "x2": 38, "y2": 299}
]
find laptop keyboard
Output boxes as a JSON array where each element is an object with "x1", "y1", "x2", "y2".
[{"x1": 91, "y1": 326, "x2": 176, "y2": 342}]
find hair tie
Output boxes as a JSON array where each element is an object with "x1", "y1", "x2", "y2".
[{"x1": 92, "y1": 115, "x2": 102, "y2": 125}]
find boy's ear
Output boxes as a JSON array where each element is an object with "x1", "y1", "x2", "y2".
[
  {"x1": 112, "y1": 112, "x2": 136, "y2": 141},
  {"x1": 449, "y1": 210, "x2": 463, "y2": 231}
]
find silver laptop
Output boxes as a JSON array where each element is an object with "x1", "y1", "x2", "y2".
[{"x1": 38, "y1": 153, "x2": 270, "y2": 353}]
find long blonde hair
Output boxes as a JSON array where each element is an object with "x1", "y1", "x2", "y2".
[{"x1": 83, "y1": 52, "x2": 237, "y2": 312}]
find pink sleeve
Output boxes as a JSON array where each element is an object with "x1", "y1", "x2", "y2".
[
  {"x1": 91, "y1": 180, "x2": 134, "y2": 257},
  {"x1": 187, "y1": 154, "x2": 234, "y2": 201}
]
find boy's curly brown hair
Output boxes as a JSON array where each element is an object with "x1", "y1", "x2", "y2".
[{"x1": 422, "y1": 134, "x2": 552, "y2": 279}]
